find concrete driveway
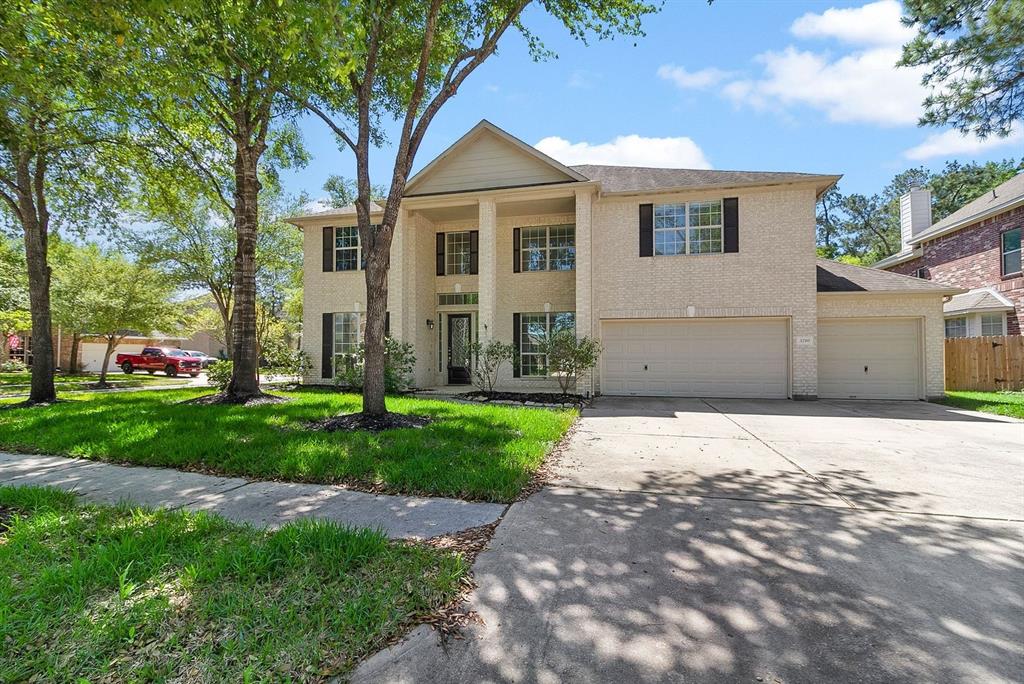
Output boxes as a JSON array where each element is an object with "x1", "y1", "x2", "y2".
[{"x1": 356, "y1": 398, "x2": 1024, "y2": 683}]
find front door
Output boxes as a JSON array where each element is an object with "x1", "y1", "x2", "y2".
[{"x1": 447, "y1": 314, "x2": 472, "y2": 385}]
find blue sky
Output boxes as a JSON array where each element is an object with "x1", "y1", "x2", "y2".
[{"x1": 281, "y1": 0, "x2": 1023, "y2": 204}]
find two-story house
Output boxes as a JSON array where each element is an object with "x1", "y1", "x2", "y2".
[
  {"x1": 874, "y1": 173, "x2": 1023, "y2": 337},
  {"x1": 290, "y1": 121, "x2": 959, "y2": 400}
]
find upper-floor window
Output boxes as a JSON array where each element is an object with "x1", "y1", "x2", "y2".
[
  {"x1": 335, "y1": 226, "x2": 360, "y2": 271},
  {"x1": 981, "y1": 313, "x2": 1005, "y2": 337},
  {"x1": 446, "y1": 231, "x2": 472, "y2": 275},
  {"x1": 945, "y1": 317, "x2": 967, "y2": 338},
  {"x1": 654, "y1": 200, "x2": 722, "y2": 256},
  {"x1": 1002, "y1": 227, "x2": 1021, "y2": 276},
  {"x1": 521, "y1": 224, "x2": 575, "y2": 271},
  {"x1": 915, "y1": 267, "x2": 929, "y2": 279}
]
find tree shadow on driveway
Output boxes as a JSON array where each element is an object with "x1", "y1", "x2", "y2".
[{"x1": 359, "y1": 467, "x2": 1024, "y2": 683}]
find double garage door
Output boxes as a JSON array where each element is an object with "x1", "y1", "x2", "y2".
[
  {"x1": 601, "y1": 317, "x2": 923, "y2": 400},
  {"x1": 602, "y1": 318, "x2": 789, "y2": 398}
]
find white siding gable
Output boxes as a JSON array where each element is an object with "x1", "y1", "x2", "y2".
[{"x1": 406, "y1": 130, "x2": 577, "y2": 196}]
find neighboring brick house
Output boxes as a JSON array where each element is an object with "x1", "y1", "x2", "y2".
[
  {"x1": 290, "y1": 120, "x2": 959, "y2": 400},
  {"x1": 874, "y1": 174, "x2": 1023, "y2": 337}
]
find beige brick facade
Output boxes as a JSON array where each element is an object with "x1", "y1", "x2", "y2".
[
  {"x1": 817, "y1": 292, "x2": 946, "y2": 398},
  {"x1": 293, "y1": 124, "x2": 950, "y2": 400}
]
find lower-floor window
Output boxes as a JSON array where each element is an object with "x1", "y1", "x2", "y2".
[
  {"x1": 944, "y1": 317, "x2": 967, "y2": 338},
  {"x1": 334, "y1": 312, "x2": 363, "y2": 370},
  {"x1": 981, "y1": 313, "x2": 1005, "y2": 337},
  {"x1": 520, "y1": 311, "x2": 575, "y2": 376}
]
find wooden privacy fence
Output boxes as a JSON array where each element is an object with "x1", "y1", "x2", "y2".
[{"x1": 945, "y1": 336, "x2": 1024, "y2": 391}]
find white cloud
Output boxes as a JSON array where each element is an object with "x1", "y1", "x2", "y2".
[
  {"x1": 657, "y1": 64, "x2": 733, "y2": 90},
  {"x1": 904, "y1": 124, "x2": 1024, "y2": 160},
  {"x1": 535, "y1": 135, "x2": 711, "y2": 169},
  {"x1": 567, "y1": 70, "x2": 598, "y2": 89},
  {"x1": 791, "y1": 0, "x2": 914, "y2": 47},
  {"x1": 722, "y1": 45, "x2": 925, "y2": 126}
]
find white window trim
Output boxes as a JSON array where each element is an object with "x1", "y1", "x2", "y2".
[
  {"x1": 519, "y1": 224, "x2": 576, "y2": 272},
  {"x1": 1002, "y1": 227, "x2": 1021, "y2": 276},
  {"x1": 519, "y1": 311, "x2": 576, "y2": 378},
  {"x1": 334, "y1": 226, "x2": 362, "y2": 272},
  {"x1": 333, "y1": 312, "x2": 363, "y2": 373},
  {"x1": 653, "y1": 200, "x2": 724, "y2": 257},
  {"x1": 980, "y1": 312, "x2": 1006, "y2": 337},
  {"x1": 944, "y1": 316, "x2": 967, "y2": 339},
  {"x1": 445, "y1": 231, "x2": 472, "y2": 275}
]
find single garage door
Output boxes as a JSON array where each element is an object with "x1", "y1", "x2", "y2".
[
  {"x1": 80, "y1": 343, "x2": 145, "y2": 372},
  {"x1": 601, "y1": 318, "x2": 789, "y2": 398},
  {"x1": 818, "y1": 318, "x2": 922, "y2": 400}
]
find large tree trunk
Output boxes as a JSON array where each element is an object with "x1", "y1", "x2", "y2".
[
  {"x1": 225, "y1": 143, "x2": 261, "y2": 398},
  {"x1": 361, "y1": 238, "x2": 392, "y2": 415},
  {"x1": 17, "y1": 152, "x2": 56, "y2": 404},
  {"x1": 68, "y1": 333, "x2": 81, "y2": 374}
]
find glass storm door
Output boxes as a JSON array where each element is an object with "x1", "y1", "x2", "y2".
[{"x1": 447, "y1": 314, "x2": 472, "y2": 385}]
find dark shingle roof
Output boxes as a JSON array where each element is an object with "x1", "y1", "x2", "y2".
[
  {"x1": 572, "y1": 165, "x2": 840, "y2": 196},
  {"x1": 816, "y1": 259, "x2": 963, "y2": 294},
  {"x1": 911, "y1": 172, "x2": 1024, "y2": 244}
]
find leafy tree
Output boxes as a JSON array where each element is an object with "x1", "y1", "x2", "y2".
[
  {"x1": 296, "y1": 0, "x2": 660, "y2": 418},
  {"x1": 0, "y1": 238, "x2": 30, "y2": 363},
  {"x1": 900, "y1": 0, "x2": 1024, "y2": 138},
  {"x1": 0, "y1": 2, "x2": 129, "y2": 403},
  {"x1": 323, "y1": 175, "x2": 388, "y2": 208},
  {"x1": 538, "y1": 330, "x2": 602, "y2": 397},
  {"x1": 107, "y1": 0, "x2": 312, "y2": 402},
  {"x1": 929, "y1": 158, "x2": 1023, "y2": 219},
  {"x1": 469, "y1": 340, "x2": 517, "y2": 394},
  {"x1": 79, "y1": 250, "x2": 179, "y2": 387},
  {"x1": 50, "y1": 241, "x2": 101, "y2": 373}
]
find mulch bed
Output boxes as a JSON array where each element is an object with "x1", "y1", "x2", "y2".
[
  {"x1": 464, "y1": 390, "x2": 586, "y2": 406},
  {"x1": 181, "y1": 392, "x2": 290, "y2": 407},
  {"x1": 305, "y1": 411, "x2": 433, "y2": 433}
]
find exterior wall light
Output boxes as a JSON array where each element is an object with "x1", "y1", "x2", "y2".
[{"x1": 426, "y1": 319, "x2": 434, "y2": 330}]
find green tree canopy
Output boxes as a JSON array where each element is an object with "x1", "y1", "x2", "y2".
[{"x1": 900, "y1": 0, "x2": 1024, "y2": 138}]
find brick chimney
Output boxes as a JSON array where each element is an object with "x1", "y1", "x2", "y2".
[{"x1": 899, "y1": 187, "x2": 932, "y2": 252}]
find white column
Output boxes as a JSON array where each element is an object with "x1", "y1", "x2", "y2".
[
  {"x1": 574, "y1": 189, "x2": 595, "y2": 395},
  {"x1": 477, "y1": 197, "x2": 498, "y2": 343}
]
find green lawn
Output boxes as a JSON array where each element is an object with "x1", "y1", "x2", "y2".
[
  {"x1": 937, "y1": 391, "x2": 1024, "y2": 419},
  {"x1": 0, "y1": 388, "x2": 576, "y2": 502},
  {"x1": 0, "y1": 485, "x2": 467, "y2": 682},
  {"x1": 0, "y1": 371, "x2": 188, "y2": 393}
]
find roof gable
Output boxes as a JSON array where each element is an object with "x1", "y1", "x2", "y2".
[{"x1": 404, "y1": 120, "x2": 585, "y2": 197}]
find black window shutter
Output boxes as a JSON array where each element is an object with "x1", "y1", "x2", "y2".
[
  {"x1": 436, "y1": 233, "x2": 445, "y2": 276},
  {"x1": 639, "y1": 204, "x2": 654, "y2": 257},
  {"x1": 512, "y1": 227, "x2": 521, "y2": 273},
  {"x1": 512, "y1": 313, "x2": 521, "y2": 378},
  {"x1": 321, "y1": 313, "x2": 333, "y2": 379},
  {"x1": 322, "y1": 227, "x2": 334, "y2": 271},
  {"x1": 384, "y1": 312, "x2": 390, "y2": 337},
  {"x1": 723, "y1": 197, "x2": 739, "y2": 253},
  {"x1": 469, "y1": 230, "x2": 479, "y2": 274}
]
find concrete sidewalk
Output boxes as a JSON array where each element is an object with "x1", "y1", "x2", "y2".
[{"x1": 0, "y1": 452, "x2": 505, "y2": 539}]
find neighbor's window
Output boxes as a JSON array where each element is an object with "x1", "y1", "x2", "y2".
[
  {"x1": 446, "y1": 231, "x2": 472, "y2": 275},
  {"x1": 654, "y1": 200, "x2": 722, "y2": 256},
  {"x1": 521, "y1": 224, "x2": 576, "y2": 271},
  {"x1": 335, "y1": 226, "x2": 360, "y2": 271},
  {"x1": 944, "y1": 317, "x2": 967, "y2": 339},
  {"x1": 520, "y1": 311, "x2": 575, "y2": 376},
  {"x1": 1002, "y1": 227, "x2": 1021, "y2": 275},
  {"x1": 333, "y1": 312, "x2": 362, "y2": 365},
  {"x1": 981, "y1": 313, "x2": 1005, "y2": 337}
]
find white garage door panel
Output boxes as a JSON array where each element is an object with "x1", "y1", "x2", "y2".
[
  {"x1": 818, "y1": 319, "x2": 921, "y2": 400},
  {"x1": 80, "y1": 343, "x2": 145, "y2": 372},
  {"x1": 602, "y1": 319, "x2": 789, "y2": 398}
]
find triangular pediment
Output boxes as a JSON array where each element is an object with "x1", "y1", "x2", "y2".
[{"x1": 404, "y1": 120, "x2": 585, "y2": 197}]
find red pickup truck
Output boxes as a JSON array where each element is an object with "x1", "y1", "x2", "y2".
[{"x1": 116, "y1": 347, "x2": 202, "y2": 378}]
